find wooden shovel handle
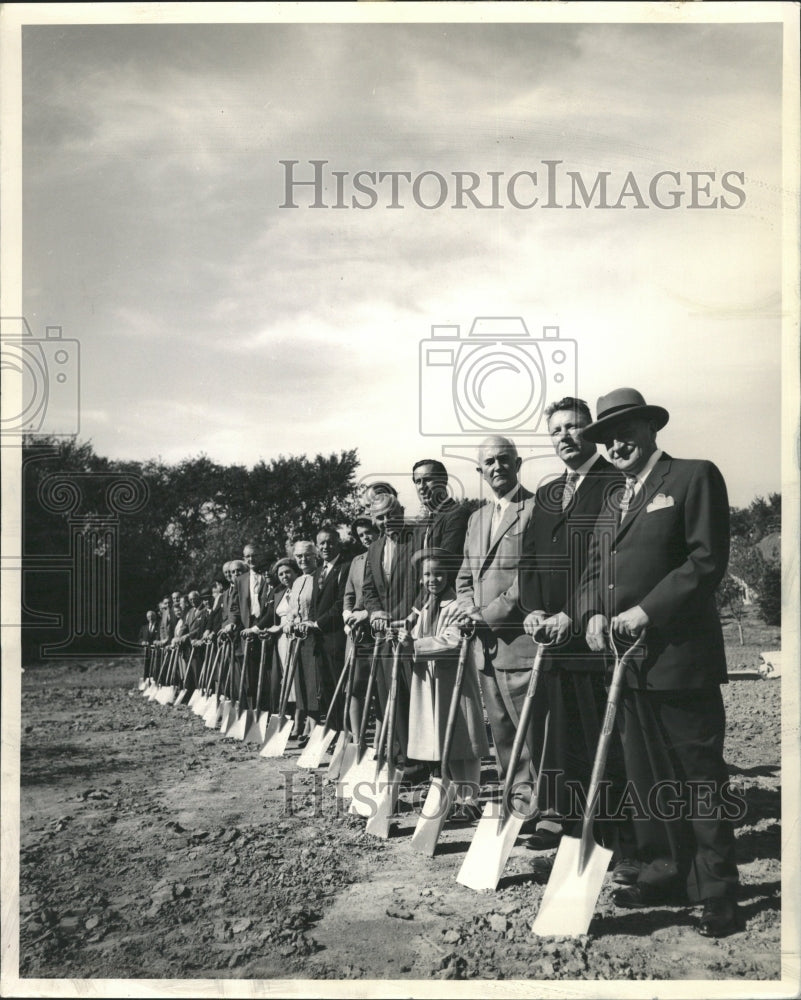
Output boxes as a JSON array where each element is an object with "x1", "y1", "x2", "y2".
[
  {"x1": 253, "y1": 634, "x2": 271, "y2": 712},
  {"x1": 236, "y1": 637, "x2": 252, "y2": 706},
  {"x1": 356, "y1": 636, "x2": 383, "y2": 754},
  {"x1": 440, "y1": 633, "x2": 474, "y2": 776},
  {"x1": 321, "y1": 641, "x2": 356, "y2": 733},
  {"x1": 501, "y1": 640, "x2": 550, "y2": 822}
]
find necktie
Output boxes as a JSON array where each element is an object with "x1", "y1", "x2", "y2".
[
  {"x1": 382, "y1": 537, "x2": 394, "y2": 578},
  {"x1": 251, "y1": 573, "x2": 261, "y2": 618},
  {"x1": 619, "y1": 475, "x2": 637, "y2": 524},
  {"x1": 319, "y1": 563, "x2": 329, "y2": 586},
  {"x1": 490, "y1": 501, "x2": 503, "y2": 539},
  {"x1": 562, "y1": 470, "x2": 579, "y2": 511}
]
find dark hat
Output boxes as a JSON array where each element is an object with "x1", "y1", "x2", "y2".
[
  {"x1": 410, "y1": 546, "x2": 453, "y2": 569},
  {"x1": 583, "y1": 388, "x2": 669, "y2": 443}
]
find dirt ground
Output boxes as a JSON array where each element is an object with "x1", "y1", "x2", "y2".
[{"x1": 15, "y1": 650, "x2": 781, "y2": 989}]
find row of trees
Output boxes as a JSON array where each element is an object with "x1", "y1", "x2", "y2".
[{"x1": 19, "y1": 437, "x2": 782, "y2": 659}]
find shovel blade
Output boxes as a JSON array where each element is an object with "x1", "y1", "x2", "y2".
[
  {"x1": 344, "y1": 750, "x2": 378, "y2": 813},
  {"x1": 531, "y1": 834, "x2": 612, "y2": 937},
  {"x1": 298, "y1": 725, "x2": 337, "y2": 769},
  {"x1": 218, "y1": 699, "x2": 235, "y2": 733},
  {"x1": 244, "y1": 711, "x2": 268, "y2": 745},
  {"x1": 227, "y1": 708, "x2": 251, "y2": 741},
  {"x1": 334, "y1": 744, "x2": 364, "y2": 794},
  {"x1": 326, "y1": 732, "x2": 349, "y2": 781},
  {"x1": 456, "y1": 801, "x2": 525, "y2": 892},
  {"x1": 410, "y1": 778, "x2": 458, "y2": 857},
  {"x1": 260, "y1": 716, "x2": 293, "y2": 758},
  {"x1": 163, "y1": 685, "x2": 179, "y2": 706},
  {"x1": 138, "y1": 678, "x2": 146, "y2": 691},
  {"x1": 192, "y1": 693, "x2": 209, "y2": 716},
  {"x1": 364, "y1": 765, "x2": 400, "y2": 838},
  {"x1": 204, "y1": 697, "x2": 222, "y2": 728},
  {"x1": 174, "y1": 688, "x2": 189, "y2": 706}
]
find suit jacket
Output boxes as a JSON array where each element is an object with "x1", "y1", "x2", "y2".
[
  {"x1": 362, "y1": 533, "x2": 416, "y2": 622},
  {"x1": 456, "y1": 483, "x2": 535, "y2": 671},
  {"x1": 577, "y1": 453, "x2": 729, "y2": 690},
  {"x1": 206, "y1": 598, "x2": 224, "y2": 634},
  {"x1": 311, "y1": 555, "x2": 350, "y2": 634},
  {"x1": 182, "y1": 605, "x2": 208, "y2": 641},
  {"x1": 236, "y1": 571, "x2": 272, "y2": 627},
  {"x1": 138, "y1": 622, "x2": 159, "y2": 644},
  {"x1": 521, "y1": 455, "x2": 623, "y2": 671},
  {"x1": 343, "y1": 552, "x2": 368, "y2": 616},
  {"x1": 412, "y1": 500, "x2": 471, "y2": 562}
]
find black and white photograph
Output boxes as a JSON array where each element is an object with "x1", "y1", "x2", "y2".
[{"x1": 1, "y1": 2, "x2": 798, "y2": 997}]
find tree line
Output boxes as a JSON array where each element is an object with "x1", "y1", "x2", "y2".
[{"x1": 19, "y1": 437, "x2": 780, "y2": 659}]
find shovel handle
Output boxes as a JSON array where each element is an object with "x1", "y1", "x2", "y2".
[
  {"x1": 583, "y1": 630, "x2": 646, "y2": 822},
  {"x1": 321, "y1": 641, "x2": 356, "y2": 734},
  {"x1": 340, "y1": 639, "x2": 357, "y2": 742},
  {"x1": 377, "y1": 638, "x2": 402, "y2": 774},
  {"x1": 236, "y1": 636, "x2": 252, "y2": 706},
  {"x1": 278, "y1": 637, "x2": 302, "y2": 718},
  {"x1": 253, "y1": 634, "x2": 270, "y2": 712},
  {"x1": 500, "y1": 640, "x2": 550, "y2": 824},
  {"x1": 356, "y1": 635, "x2": 383, "y2": 756},
  {"x1": 439, "y1": 633, "x2": 473, "y2": 776}
]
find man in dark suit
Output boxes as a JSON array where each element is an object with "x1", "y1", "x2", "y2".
[
  {"x1": 242, "y1": 543, "x2": 272, "y2": 626},
  {"x1": 411, "y1": 459, "x2": 470, "y2": 567},
  {"x1": 139, "y1": 609, "x2": 159, "y2": 645},
  {"x1": 362, "y1": 492, "x2": 419, "y2": 777},
  {"x1": 579, "y1": 387, "x2": 739, "y2": 936},
  {"x1": 520, "y1": 397, "x2": 633, "y2": 872},
  {"x1": 307, "y1": 525, "x2": 350, "y2": 725},
  {"x1": 450, "y1": 435, "x2": 542, "y2": 819}
]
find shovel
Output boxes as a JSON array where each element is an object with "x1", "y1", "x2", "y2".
[
  {"x1": 226, "y1": 637, "x2": 253, "y2": 740},
  {"x1": 411, "y1": 625, "x2": 475, "y2": 856},
  {"x1": 204, "y1": 635, "x2": 231, "y2": 728},
  {"x1": 244, "y1": 633, "x2": 272, "y2": 744},
  {"x1": 194, "y1": 640, "x2": 220, "y2": 716},
  {"x1": 187, "y1": 641, "x2": 210, "y2": 709},
  {"x1": 174, "y1": 642, "x2": 197, "y2": 706},
  {"x1": 156, "y1": 645, "x2": 181, "y2": 705},
  {"x1": 146, "y1": 646, "x2": 165, "y2": 699},
  {"x1": 260, "y1": 629, "x2": 304, "y2": 758},
  {"x1": 325, "y1": 634, "x2": 360, "y2": 779},
  {"x1": 299, "y1": 641, "x2": 355, "y2": 768},
  {"x1": 532, "y1": 630, "x2": 645, "y2": 937},
  {"x1": 337, "y1": 634, "x2": 382, "y2": 796},
  {"x1": 363, "y1": 635, "x2": 403, "y2": 839},
  {"x1": 218, "y1": 637, "x2": 240, "y2": 733},
  {"x1": 457, "y1": 637, "x2": 551, "y2": 892}
]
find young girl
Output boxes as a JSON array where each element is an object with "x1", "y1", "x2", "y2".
[{"x1": 404, "y1": 547, "x2": 489, "y2": 820}]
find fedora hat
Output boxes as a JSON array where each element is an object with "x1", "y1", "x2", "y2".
[{"x1": 583, "y1": 388, "x2": 669, "y2": 443}]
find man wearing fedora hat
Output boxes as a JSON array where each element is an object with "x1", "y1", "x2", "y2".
[{"x1": 578, "y1": 387, "x2": 739, "y2": 937}]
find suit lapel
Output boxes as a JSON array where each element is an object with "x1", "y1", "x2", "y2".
[{"x1": 480, "y1": 488, "x2": 525, "y2": 576}]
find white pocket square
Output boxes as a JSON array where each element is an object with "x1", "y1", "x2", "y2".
[{"x1": 646, "y1": 493, "x2": 675, "y2": 512}]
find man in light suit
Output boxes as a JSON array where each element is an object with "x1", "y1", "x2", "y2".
[
  {"x1": 521, "y1": 397, "x2": 633, "y2": 869},
  {"x1": 452, "y1": 435, "x2": 543, "y2": 818},
  {"x1": 579, "y1": 387, "x2": 739, "y2": 937},
  {"x1": 242, "y1": 543, "x2": 272, "y2": 627}
]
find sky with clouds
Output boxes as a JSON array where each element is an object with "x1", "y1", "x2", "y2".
[{"x1": 19, "y1": 15, "x2": 785, "y2": 511}]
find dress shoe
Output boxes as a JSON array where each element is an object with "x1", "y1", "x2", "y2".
[
  {"x1": 524, "y1": 828, "x2": 563, "y2": 851},
  {"x1": 612, "y1": 882, "x2": 688, "y2": 908},
  {"x1": 610, "y1": 858, "x2": 642, "y2": 886},
  {"x1": 698, "y1": 897, "x2": 740, "y2": 937},
  {"x1": 297, "y1": 734, "x2": 310, "y2": 749},
  {"x1": 448, "y1": 801, "x2": 483, "y2": 824}
]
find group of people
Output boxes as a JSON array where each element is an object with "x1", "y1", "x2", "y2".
[{"x1": 139, "y1": 387, "x2": 740, "y2": 939}]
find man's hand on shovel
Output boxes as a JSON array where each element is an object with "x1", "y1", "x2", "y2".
[
  {"x1": 585, "y1": 614, "x2": 609, "y2": 652},
  {"x1": 611, "y1": 606, "x2": 650, "y2": 638}
]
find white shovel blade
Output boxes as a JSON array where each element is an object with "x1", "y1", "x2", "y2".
[
  {"x1": 187, "y1": 689, "x2": 201, "y2": 709},
  {"x1": 227, "y1": 708, "x2": 251, "y2": 741},
  {"x1": 456, "y1": 801, "x2": 525, "y2": 892},
  {"x1": 298, "y1": 726, "x2": 337, "y2": 769},
  {"x1": 218, "y1": 699, "x2": 234, "y2": 733},
  {"x1": 340, "y1": 748, "x2": 376, "y2": 806},
  {"x1": 364, "y1": 765, "x2": 400, "y2": 839},
  {"x1": 192, "y1": 693, "x2": 209, "y2": 716},
  {"x1": 204, "y1": 697, "x2": 222, "y2": 728},
  {"x1": 174, "y1": 689, "x2": 189, "y2": 706},
  {"x1": 325, "y1": 732, "x2": 348, "y2": 782},
  {"x1": 531, "y1": 835, "x2": 612, "y2": 937},
  {"x1": 244, "y1": 711, "x2": 268, "y2": 745},
  {"x1": 260, "y1": 716, "x2": 293, "y2": 758},
  {"x1": 138, "y1": 678, "x2": 146, "y2": 691},
  {"x1": 410, "y1": 778, "x2": 458, "y2": 857}
]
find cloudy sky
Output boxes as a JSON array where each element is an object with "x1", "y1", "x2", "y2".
[{"x1": 19, "y1": 13, "x2": 785, "y2": 511}]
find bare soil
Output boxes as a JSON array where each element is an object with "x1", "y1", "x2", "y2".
[{"x1": 17, "y1": 648, "x2": 781, "y2": 987}]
